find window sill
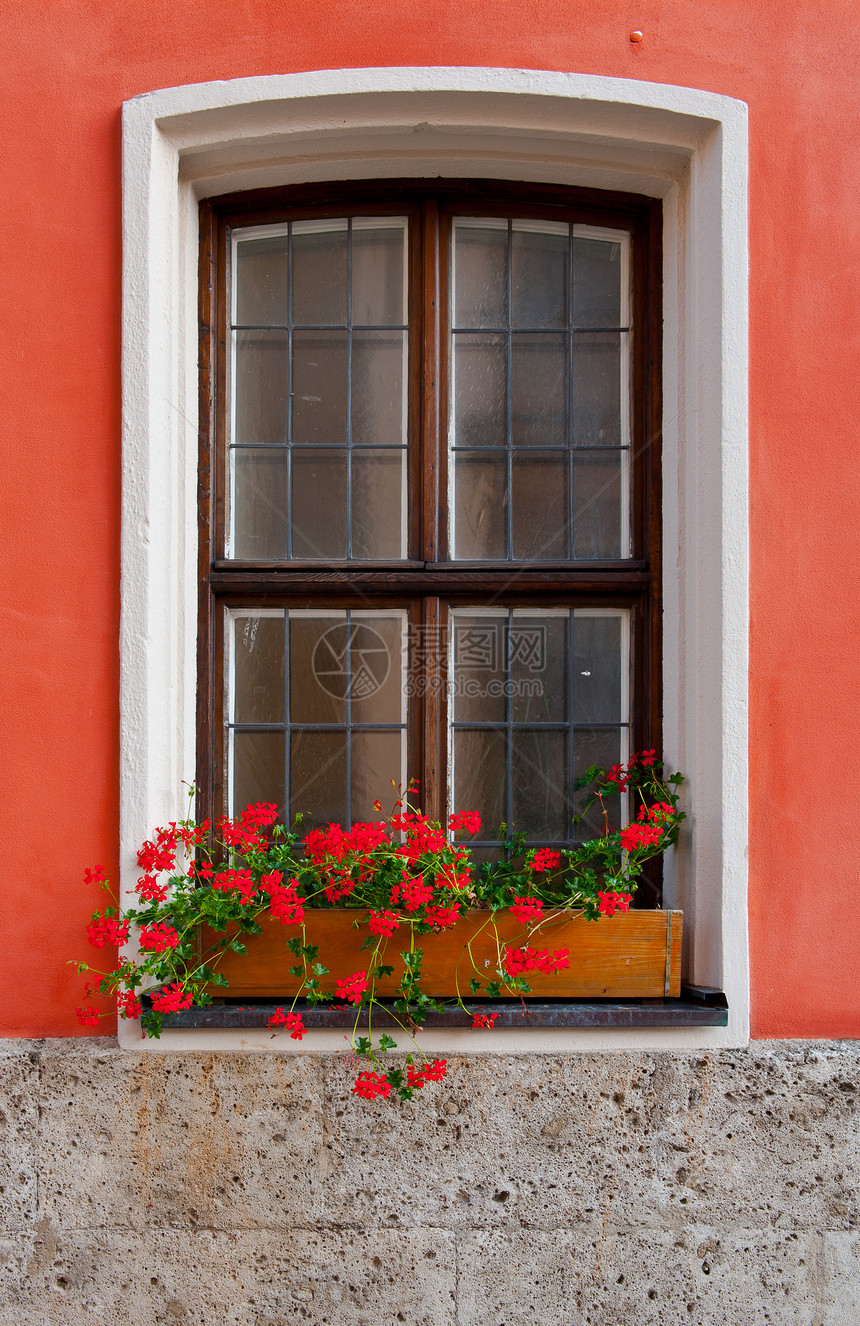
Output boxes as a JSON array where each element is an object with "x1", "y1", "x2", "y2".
[{"x1": 154, "y1": 986, "x2": 727, "y2": 1032}]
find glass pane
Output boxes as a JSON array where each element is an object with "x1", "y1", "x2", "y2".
[
  {"x1": 573, "y1": 452, "x2": 623, "y2": 559},
  {"x1": 352, "y1": 331, "x2": 406, "y2": 447},
  {"x1": 291, "y1": 221, "x2": 348, "y2": 326},
  {"x1": 511, "y1": 614, "x2": 567, "y2": 724},
  {"x1": 234, "y1": 331, "x2": 288, "y2": 446},
  {"x1": 350, "y1": 615, "x2": 405, "y2": 724},
  {"x1": 232, "y1": 449, "x2": 287, "y2": 559},
  {"x1": 572, "y1": 236, "x2": 623, "y2": 329},
  {"x1": 232, "y1": 731, "x2": 285, "y2": 819},
  {"x1": 352, "y1": 220, "x2": 406, "y2": 326},
  {"x1": 453, "y1": 729, "x2": 506, "y2": 833},
  {"x1": 511, "y1": 224, "x2": 567, "y2": 329},
  {"x1": 351, "y1": 730, "x2": 404, "y2": 820},
  {"x1": 453, "y1": 221, "x2": 507, "y2": 328},
  {"x1": 573, "y1": 614, "x2": 623, "y2": 723},
  {"x1": 572, "y1": 333, "x2": 624, "y2": 447},
  {"x1": 451, "y1": 612, "x2": 506, "y2": 724},
  {"x1": 512, "y1": 731, "x2": 568, "y2": 840},
  {"x1": 351, "y1": 449, "x2": 405, "y2": 560},
  {"x1": 572, "y1": 727, "x2": 624, "y2": 838},
  {"x1": 292, "y1": 330, "x2": 348, "y2": 447},
  {"x1": 453, "y1": 334, "x2": 506, "y2": 448},
  {"x1": 290, "y1": 731, "x2": 348, "y2": 827},
  {"x1": 232, "y1": 614, "x2": 285, "y2": 724},
  {"x1": 512, "y1": 452, "x2": 568, "y2": 560},
  {"x1": 235, "y1": 235, "x2": 288, "y2": 326},
  {"x1": 453, "y1": 451, "x2": 506, "y2": 559},
  {"x1": 511, "y1": 333, "x2": 566, "y2": 448},
  {"x1": 290, "y1": 449, "x2": 347, "y2": 559},
  {"x1": 290, "y1": 614, "x2": 347, "y2": 725}
]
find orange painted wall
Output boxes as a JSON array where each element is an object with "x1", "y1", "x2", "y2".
[{"x1": 2, "y1": 1, "x2": 859, "y2": 1038}]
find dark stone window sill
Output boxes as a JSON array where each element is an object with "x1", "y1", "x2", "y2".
[{"x1": 158, "y1": 986, "x2": 727, "y2": 1031}]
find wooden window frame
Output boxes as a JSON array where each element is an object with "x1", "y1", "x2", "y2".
[{"x1": 197, "y1": 179, "x2": 662, "y2": 892}]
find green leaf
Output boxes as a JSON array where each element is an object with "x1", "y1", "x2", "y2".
[
  {"x1": 312, "y1": 962, "x2": 329, "y2": 976},
  {"x1": 378, "y1": 1033, "x2": 397, "y2": 1052}
]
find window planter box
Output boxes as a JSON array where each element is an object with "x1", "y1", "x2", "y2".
[{"x1": 206, "y1": 908, "x2": 682, "y2": 1000}]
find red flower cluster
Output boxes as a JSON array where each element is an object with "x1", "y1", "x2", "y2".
[
  {"x1": 510, "y1": 895, "x2": 544, "y2": 925},
  {"x1": 406, "y1": 1058, "x2": 447, "y2": 1088},
  {"x1": 117, "y1": 990, "x2": 142, "y2": 1020},
  {"x1": 448, "y1": 811, "x2": 481, "y2": 836},
  {"x1": 396, "y1": 876, "x2": 434, "y2": 911},
  {"x1": 530, "y1": 849, "x2": 562, "y2": 874},
  {"x1": 619, "y1": 822, "x2": 663, "y2": 852},
  {"x1": 268, "y1": 881, "x2": 305, "y2": 925},
  {"x1": 472, "y1": 1011, "x2": 499, "y2": 1029},
  {"x1": 212, "y1": 867, "x2": 257, "y2": 902},
  {"x1": 268, "y1": 1007, "x2": 305, "y2": 1038},
  {"x1": 598, "y1": 891, "x2": 632, "y2": 917},
  {"x1": 424, "y1": 903, "x2": 460, "y2": 929},
  {"x1": 503, "y1": 945, "x2": 570, "y2": 977},
  {"x1": 335, "y1": 970, "x2": 369, "y2": 1004},
  {"x1": 150, "y1": 983, "x2": 193, "y2": 1013},
  {"x1": 434, "y1": 868, "x2": 471, "y2": 892},
  {"x1": 367, "y1": 910, "x2": 400, "y2": 937},
  {"x1": 75, "y1": 1006, "x2": 101, "y2": 1026},
  {"x1": 391, "y1": 812, "x2": 449, "y2": 861},
  {"x1": 136, "y1": 874, "x2": 169, "y2": 903},
  {"x1": 138, "y1": 923, "x2": 180, "y2": 953},
  {"x1": 136, "y1": 840, "x2": 176, "y2": 874},
  {"x1": 353, "y1": 1071, "x2": 391, "y2": 1100},
  {"x1": 86, "y1": 916, "x2": 130, "y2": 948},
  {"x1": 83, "y1": 866, "x2": 107, "y2": 888},
  {"x1": 637, "y1": 801, "x2": 674, "y2": 824}
]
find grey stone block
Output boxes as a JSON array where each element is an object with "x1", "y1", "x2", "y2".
[
  {"x1": 0, "y1": 1045, "x2": 40, "y2": 1234},
  {"x1": 37, "y1": 1045, "x2": 326, "y2": 1231},
  {"x1": 10, "y1": 1225, "x2": 455, "y2": 1326},
  {"x1": 456, "y1": 1226, "x2": 860, "y2": 1326}
]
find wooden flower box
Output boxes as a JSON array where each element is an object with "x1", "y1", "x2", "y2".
[{"x1": 207, "y1": 908, "x2": 682, "y2": 1000}]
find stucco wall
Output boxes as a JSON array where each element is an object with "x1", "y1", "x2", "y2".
[
  {"x1": 1, "y1": 0, "x2": 860, "y2": 1041},
  {"x1": 3, "y1": 1039, "x2": 859, "y2": 1324}
]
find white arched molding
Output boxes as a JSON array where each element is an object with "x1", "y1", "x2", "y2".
[{"x1": 120, "y1": 68, "x2": 749, "y2": 1050}]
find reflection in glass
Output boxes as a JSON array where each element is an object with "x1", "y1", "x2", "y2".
[
  {"x1": 453, "y1": 221, "x2": 507, "y2": 328},
  {"x1": 512, "y1": 730, "x2": 568, "y2": 840},
  {"x1": 232, "y1": 730, "x2": 285, "y2": 819},
  {"x1": 573, "y1": 452, "x2": 624, "y2": 559},
  {"x1": 290, "y1": 449, "x2": 348, "y2": 559},
  {"x1": 234, "y1": 331, "x2": 288, "y2": 447},
  {"x1": 232, "y1": 449, "x2": 288, "y2": 560},
  {"x1": 511, "y1": 452, "x2": 568, "y2": 560},
  {"x1": 232, "y1": 615, "x2": 285, "y2": 724},
  {"x1": 511, "y1": 223, "x2": 567, "y2": 329},
  {"x1": 453, "y1": 334, "x2": 506, "y2": 449},
  {"x1": 291, "y1": 221, "x2": 348, "y2": 326},
  {"x1": 351, "y1": 449, "x2": 405, "y2": 560},
  {"x1": 453, "y1": 452, "x2": 507, "y2": 559},
  {"x1": 235, "y1": 235, "x2": 288, "y2": 326}
]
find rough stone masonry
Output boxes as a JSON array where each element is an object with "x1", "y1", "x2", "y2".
[{"x1": 1, "y1": 1039, "x2": 859, "y2": 1325}]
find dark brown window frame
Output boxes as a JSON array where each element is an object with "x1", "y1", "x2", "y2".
[{"x1": 197, "y1": 179, "x2": 663, "y2": 894}]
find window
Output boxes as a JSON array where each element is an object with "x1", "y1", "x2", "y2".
[
  {"x1": 121, "y1": 70, "x2": 748, "y2": 1046},
  {"x1": 198, "y1": 182, "x2": 662, "y2": 871}
]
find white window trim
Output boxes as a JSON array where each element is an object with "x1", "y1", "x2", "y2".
[{"x1": 120, "y1": 67, "x2": 749, "y2": 1051}]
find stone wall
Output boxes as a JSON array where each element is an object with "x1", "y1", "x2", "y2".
[{"x1": 2, "y1": 1039, "x2": 859, "y2": 1325}]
